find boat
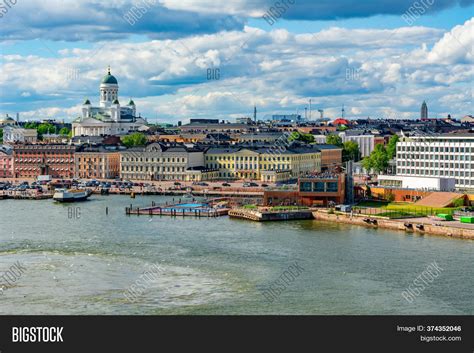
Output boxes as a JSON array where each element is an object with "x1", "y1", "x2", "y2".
[{"x1": 53, "y1": 188, "x2": 92, "y2": 202}]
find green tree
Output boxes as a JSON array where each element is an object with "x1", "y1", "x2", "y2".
[
  {"x1": 0, "y1": 128, "x2": 3, "y2": 143},
  {"x1": 326, "y1": 134, "x2": 343, "y2": 147},
  {"x1": 59, "y1": 127, "x2": 70, "y2": 135},
  {"x1": 37, "y1": 123, "x2": 55, "y2": 135},
  {"x1": 24, "y1": 122, "x2": 38, "y2": 129},
  {"x1": 121, "y1": 132, "x2": 147, "y2": 147},
  {"x1": 289, "y1": 131, "x2": 315, "y2": 143},
  {"x1": 338, "y1": 124, "x2": 348, "y2": 131},
  {"x1": 361, "y1": 156, "x2": 373, "y2": 173},
  {"x1": 342, "y1": 140, "x2": 360, "y2": 162},
  {"x1": 362, "y1": 144, "x2": 389, "y2": 174},
  {"x1": 386, "y1": 134, "x2": 399, "y2": 159},
  {"x1": 370, "y1": 144, "x2": 389, "y2": 173}
]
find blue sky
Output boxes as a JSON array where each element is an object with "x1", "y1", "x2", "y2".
[{"x1": 0, "y1": 0, "x2": 472, "y2": 123}]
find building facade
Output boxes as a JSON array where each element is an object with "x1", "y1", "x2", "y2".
[
  {"x1": 3, "y1": 126, "x2": 37, "y2": 144},
  {"x1": 0, "y1": 145, "x2": 13, "y2": 178},
  {"x1": 75, "y1": 147, "x2": 121, "y2": 179},
  {"x1": 120, "y1": 143, "x2": 205, "y2": 181},
  {"x1": 396, "y1": 133, "x2": 474, "y2": 190},
  {"x1": 205, "y1": 145, "x2": 321, "y2": 181},
  {"x1": 13, "y1": 144, "x2": 76, "y2": 179}
]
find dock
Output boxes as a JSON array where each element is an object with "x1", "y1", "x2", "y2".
[
  {"x1": 228, "y1": 208, "x2": 314, "y2": 221},
  {"x1": 125, "y1": 201, "x2": 229, "y2": 217}
]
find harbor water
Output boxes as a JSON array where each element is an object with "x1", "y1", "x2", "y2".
[{"x1": 0, "y1": 195, "x2": 472, "y2": 314}]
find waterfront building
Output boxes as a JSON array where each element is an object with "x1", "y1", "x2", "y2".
[
  {"x1": 120, "y1": 143, "x2": 205, "y2": 181},
  {"x1": 204, "y1": 144, "x2": 321, "y2": 181},
  {"x1": 3, "y1": 126, "x2": 37, "y2": 145},
  {"x1": 0, "y1": 145, "x2": 13, "y2": 178},
  {"x1": 185, "y1": 166, "x2": 220, "y2": 182},
  {"x1": 396, "y1": 132, "x2": 474, "y2": 190},
  {"x1": 12, "y1": 144, "x2": 76, "y2": 178},
  {"x1": 72, "y1": 67, "x2": 147, "y2": 137},
  {"x1": 75, "y1": 146, "x2": 122, "y2": 179},
  {"x1": 377, "y1": 175, "x2": 456, "y2": 191},
  {"x1": 262, "y1": 172, "x2": 346, "y2": 206},
  {"x1": 298, "y1": 172, "x2": 346, "y2": 205}
]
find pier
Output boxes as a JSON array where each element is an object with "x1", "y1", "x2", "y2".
[
  {"x1": 229, "y1": 208, "x2": 314, "y2": 222},
  {"x1": 125, "y1": 202, "x2": 229, "y2": 217}
]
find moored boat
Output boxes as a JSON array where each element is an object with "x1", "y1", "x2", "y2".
[{"x1": 53, "y1": 188, "x2": 92, "y2": 202}]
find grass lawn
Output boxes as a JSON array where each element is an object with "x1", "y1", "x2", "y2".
[
  {"x1": 270, "y1": 206, "x2": 308, "y2": 211},
  {"x1": 355, "y1": 201, "x2": 457, "y2": 216}
]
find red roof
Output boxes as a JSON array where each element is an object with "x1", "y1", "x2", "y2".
[{"x1": 333, "y1": 118, "x2": 349, "y2": 125}]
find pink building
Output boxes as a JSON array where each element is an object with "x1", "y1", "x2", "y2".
[{"x1": 0, "y1": 146, "x2": 13, "y2": 178}]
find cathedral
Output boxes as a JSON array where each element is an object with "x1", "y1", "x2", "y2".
[{"x1": 72, "y1": 67, "x2": 148, "y2": 136}]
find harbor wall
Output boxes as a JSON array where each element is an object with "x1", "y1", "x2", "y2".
[{"x1": 312, "y1": 210, "x2": 474, "y2": 240}]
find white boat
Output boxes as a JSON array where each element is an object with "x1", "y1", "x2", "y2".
[{"x1": 53, "y1": 188, "x2": 92, "y2": 202}]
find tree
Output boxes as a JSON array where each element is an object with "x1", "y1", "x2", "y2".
[
  {"x1": 0, "y1": 128, "x2": 3, "y2": 143},
  {"x1": 289, "y1": 131, "x2": 315, "y2": 144},
  {"x1": 121, "y1": 132, "x2": 147, "y2": 147},
  {"x1": 386, "y1": 134, "x2": 399, "y2": 159},
  {"x1": 37, "y1": 123, "x2": 55, "y2": 135},
  {"x1": 343, "y1": 140, "x2": 360, "y2": 162},
  {"x1": 326, "y1": 134, "x2": 343, "y2": 147},
  {"x1": 370, "y1": 144, "x2": 389, "y2": 173},
  {"x1": 24, "y1": 122, "x2": 38, "y2": 129},
  {"x1": 59, "y1": 127, "x2": 70, "y2": 136},
  {"x1": 361, "y1": 156, "x2": 373, "y2": 173},
  {"x1": 362, "y1": 144, "x2": 389, "y2": 174}
]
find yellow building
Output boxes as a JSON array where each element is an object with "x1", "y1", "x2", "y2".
[
  {"x1": 205, "y1": 146, "x2": 321, "y2": 181},
  {"x1": 75, "y1": 147, "x2": 121, "y2": 179}
]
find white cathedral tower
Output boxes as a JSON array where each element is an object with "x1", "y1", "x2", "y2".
[
  {"x1": 100, "y1": 66, "x2": 119, "y2": 108},
  {"x1": 72, "y1": 67, "x2": 147, "y2": 137}
]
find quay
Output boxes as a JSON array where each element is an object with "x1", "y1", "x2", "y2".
[
  {"x1": 229, "y1": 207, "x2": 314, "y2": 222},
  {"x1": 312, "y1": 209, "x2": 474, "y2": 240},
  {"x1": 0, "y1": 191, "x2": 53, "y2": 200}
]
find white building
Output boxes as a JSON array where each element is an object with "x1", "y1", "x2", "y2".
[
  {"x1": 72, "y1": 67, "x2": 147, "y2": 137},
  {"x1": 3, "y1": 126, "x2": 37, "y2": 144},
  {"x1": 378, "y1": 175, "x2": 456, "y2": 191},
  {"x1": 313, "y1": 130, "x2": 382, "y2": 157},
  {"x1": 396, "y1": 132, "x2": 474, "y2": 190}
]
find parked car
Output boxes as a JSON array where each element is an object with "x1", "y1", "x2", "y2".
[
  {"x1": 243, "y1": 182, "x2": 259, "y2": 187},
  {"x1": 222, "y1": 183, "x2": 231, "y2": 187},
  {"x1": 261, "y1": 183, "x2": 269, "y2": 188},
  {"x1": 174, "y1": 182, "x2": 181, "y2": 186}
]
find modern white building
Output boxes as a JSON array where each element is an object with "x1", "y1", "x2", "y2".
[
  {"x1": 396, "y1": 132, "x2": 474, "y2": 190},
  {"x1": 313, "y1": 130, "x2": 383, "y2": 157},
  {"x1": 3, "y1": 126, "x2": 37, "y2": 144},
  {"x1": 72, "y1": 67, "x2": 147, "y2": 137},
  {"x1": 378, "y1": 175, "x2": 456, "y2": 191}
]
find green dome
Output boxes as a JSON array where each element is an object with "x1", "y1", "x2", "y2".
[
  {"x1": 101, "y1": 67, "x2": 118, "y2": 84},
  {"x1": 101, "y1": 74, "x2": 118, "y2": 84}
]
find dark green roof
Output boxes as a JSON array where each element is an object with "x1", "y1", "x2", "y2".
[
  {"x1": 83, "y1": 98, "x2": 91, "y2": 105},
  {"x1": 128, "y1": 99, "x2": 135, "y2": 105},
  {"x1": 113, "y1": 99, "x2": 120, "y2": 104},
  {"x1": 101, "y1": 73, "x2": 118, "y2": 84}
]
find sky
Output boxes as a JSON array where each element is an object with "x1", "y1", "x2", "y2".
[{"x1": 0, "y1": 0, "x2": 473, "y2": 124}]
